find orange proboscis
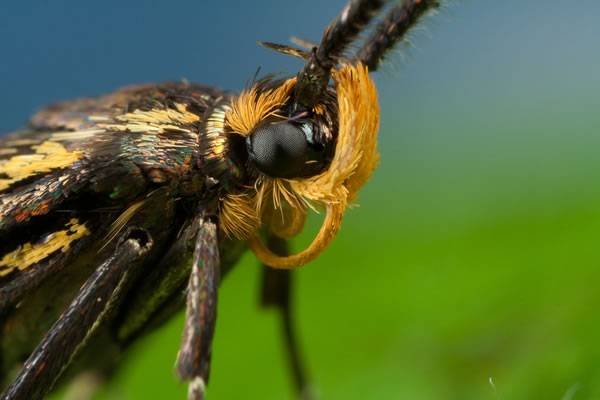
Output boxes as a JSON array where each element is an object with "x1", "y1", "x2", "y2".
[{"x1": 248, "y1": 203, "x2": 344, "y2": 268}]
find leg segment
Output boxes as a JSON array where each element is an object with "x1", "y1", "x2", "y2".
[
  {"x1": 0, "y1": 230, "x2": 153, "y2": 400},
  {"x1": 176, "y1": 217, "x2": 220, "y2": 400},
  {"x1": 260, "y1": 236, "x2": 312, "y2": 399}
]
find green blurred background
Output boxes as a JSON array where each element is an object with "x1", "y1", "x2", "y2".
[{"x1": 3, "y1": 0, "x2": 600, "y2": 399}]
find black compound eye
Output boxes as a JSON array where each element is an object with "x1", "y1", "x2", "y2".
[{"x1": 248, "y1": 122, "x2": 308, "y2": 178}]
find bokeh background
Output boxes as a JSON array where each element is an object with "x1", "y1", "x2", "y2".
[{"x1": 2, "y1": 0, "x2": 600, "y2": 399}]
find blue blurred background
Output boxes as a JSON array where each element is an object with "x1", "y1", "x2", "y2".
[{"x1": 2, "y1": 1, "x2": 600, "y2": 399}]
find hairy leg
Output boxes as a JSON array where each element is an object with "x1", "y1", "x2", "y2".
[
  {"x1": 176, "y1": 217, "x2": 220, "y2": 400},
  {"x1": 1, "y1": 229, "x2": 153, "y2": 400},
  {"x1": 261, "y1": 236, "x2": 313, "y2": 399}
]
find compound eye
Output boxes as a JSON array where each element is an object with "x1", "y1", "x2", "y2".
[{"x1": 248, "y1": 122, "x2": 308, "y2": 178}]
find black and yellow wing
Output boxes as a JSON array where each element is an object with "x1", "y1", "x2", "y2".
[{"x1": 0, "y1": 82, "x2": 220, "y2": 309}]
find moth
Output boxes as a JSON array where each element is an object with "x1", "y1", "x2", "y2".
[{"x1": 0, "y1": 1, "x2": 439, "y2": 399}]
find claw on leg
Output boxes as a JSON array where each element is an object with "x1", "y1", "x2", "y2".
[{"x1": 188, "y1": 376, "x2": 206, "y2": 400}]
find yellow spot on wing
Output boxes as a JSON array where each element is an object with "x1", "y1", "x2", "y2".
[
  {"x1": 0, "y1": 140, "x2": 83, "y2": 191},
  {"x1": 50, "y1": 129, "x2": 104, "y2": 141},
  {"x1": 99, "y1": 103, "x2": 200, "y2": 134},
  {"x1": 0, "y1": 218, "x2": 90, "y2": 277},
  {"x1": 5, "y1": 139, "x2": 42, "y2": 147},
  {"x1": 0, "y1": 148, "x2": 18, "y2": 156}
]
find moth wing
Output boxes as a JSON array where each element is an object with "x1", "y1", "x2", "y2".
[
  {"x1": 0, "y1": 82, "x2": 206, "y2": 230},
  {"x1": 0, "y1": 82, "x2": 213, "y2": 305},
  {"x1": 0, "y1": 85, "x2": 166, "y2": 304}
]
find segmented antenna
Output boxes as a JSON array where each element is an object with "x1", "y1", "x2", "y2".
[
  {"x1": 356, "y1": 0, "x2": 441, "y2": 71},
  {"x1": 317, "y1": 0, "x2": 385, "y2": 65},
  {"x1": 294, "y1": 0, "x2": 384, "y2": 109}
]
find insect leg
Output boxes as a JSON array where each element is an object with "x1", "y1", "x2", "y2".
[
  {"x1": 356, "y1": 0, "x2": 441, "y2": 71},
  {"x1": 260, "y1": 236, "x2": 312, "y2": 399},
  {"x1": 0, "y1": 229, "x2": 154, "y2": 400},
  {"x1": 176, "y1": 217, "x2": 220, "y2": 400}
]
